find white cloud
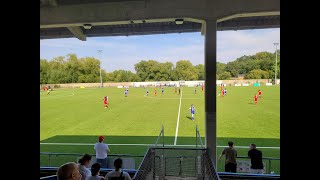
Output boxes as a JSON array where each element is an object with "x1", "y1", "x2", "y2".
[
  {"x1": 40, "y1": 29, "x2": 280, "y2": 71},
  {"x1": 217, "y1": 29, "x2": 280, "y2": 62}
]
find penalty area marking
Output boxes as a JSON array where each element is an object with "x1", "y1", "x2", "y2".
[{"x1": 39, "y1": 142, "x2": 280, "y2": 149}]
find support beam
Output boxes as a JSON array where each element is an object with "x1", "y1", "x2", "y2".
[
  {"x1": 40, "y1": 0, "x2": 279, "y2": 28},
  {"x1": 40, "y1": 0, "x2": 57, "y2": 7},
  {"x1": 214, "y1": 0, "x2": 279, "y2": 21},
  {"x1": 201, "y1": 22, "x2": 206, "y2": 36},
  {"x1": 204, "y1": 19, "x2": 217, "y2": 167},
  {"x1": 40, "y1": 16, "x2": 279, "y2": 39},
  {"x1": 66, "y1": 26, "x2": 86, "y2": 41}
]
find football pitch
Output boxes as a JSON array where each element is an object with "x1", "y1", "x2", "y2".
[{"x1": 40, "y1": 86, "x2": 280, "y2": 172}]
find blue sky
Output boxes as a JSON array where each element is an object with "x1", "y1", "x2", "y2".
[{"x1": 40, "y1": 28, "x2": 279, "y2": 72}]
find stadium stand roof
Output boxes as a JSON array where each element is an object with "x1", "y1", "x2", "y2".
[{"x1": 40, "y1": 0, "x2": 279, "y2": 41}]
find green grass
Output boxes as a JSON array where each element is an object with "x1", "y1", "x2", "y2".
[{"x1": 40, "y1": 86, "x2": 279, "y2": 173}]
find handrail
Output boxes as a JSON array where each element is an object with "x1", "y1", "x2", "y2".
[
  {"x1": 237, "y1": 156, "x2": 280, "y2": 161},
  {"x1": 218, "y1": 172, "x2": 280, "y2": 178},
  {"x1": 40, "y1": 166, "x2": 137, "y2": 172},
  {"x1": 196, "y1": 125, "x2": 204, "y2": 148},
  {"x1": 196, "y1": 125, "x2": 203, "y2": 147},
  {"x1": 150, "y1": 147, "x2": 207, "y2": 150},
  {"x1": 40, "y1": 153, "x2": 280, "y2": 161},
  {"x1": 154, "y1": 125, "x2": 164, "y2": 147},
  {"x1": 132, "y1": 148, "x2": 151, "y2": 179},
  {"x1": 40, "y1": 152, "x2": 144, "y2": 158},
  {"x1": 40, "y1": 175, "x2": 57, "y2": 180}
]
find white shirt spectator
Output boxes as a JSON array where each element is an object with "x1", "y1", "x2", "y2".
[
  {"x1": 105, "y1": 169, "x2": 131, "y2": 180},
  {"x1": 86, "y1": 175, "x2": 104, "y2": 180},
  {"x1": 79, "y1": 164, "x2": 91, "y2": 180},
  {"x1": 94, "y1": 142, "x2": 109, "y2": 159}
]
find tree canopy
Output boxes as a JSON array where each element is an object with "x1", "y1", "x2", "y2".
[{"x1": 40, "y1": 51, "x2": 280, "y2": 84}]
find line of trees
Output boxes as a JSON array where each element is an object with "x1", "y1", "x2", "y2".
[
  {"x1": 40, "y1": 54, "x2": 108, "y2": 84},
  {"x1": 40, "y1": 51, "x2": 280, "y2": 84}
]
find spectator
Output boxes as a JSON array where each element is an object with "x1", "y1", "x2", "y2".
[
  {"x1": 105, "y1": 158, "x2": 132, "y2": 180},
  {"x1": 78, "y1": 154, "x2": 92, "y2": 180},
  {"x1": 94, "y1": 136, "x2": 110, "y2": 168},
  {"x1": 218, "y1": 141, "x2": 237, "y2": 173},
  {"x1": 57, "y1": 162, "x2": 82, "y2": 180},
  {"x1": 248, "y1": 144, "x2": 264, "y2": 174},
  {"x1": 86, "y1": 163, "x2": 105, "y2": 180}
]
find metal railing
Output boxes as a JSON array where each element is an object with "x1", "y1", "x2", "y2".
[
  {"x1": 196, "y1": 125, "x2": 204, "y2": 148},
  {"x1": 236, "y1": 156, "x2": 280, "y2": 174},
  {"x1": 154, "y1": 124, "x2": 164, "y2": 147},
  {"x1": 133, "y1": 147, "x2": 220, "y2": 180},
  {"x1": 218, "y1": 172, "x2": 280, "y2": 179},
  {"x1": 41, "y1": 125, "x2": 279, "y2": 178},
  {"x1": 40, "y1": 152, "x2": 144, "y2": 168}
]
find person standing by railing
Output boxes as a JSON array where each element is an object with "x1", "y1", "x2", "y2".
[
  {"x1": 218, "y1": 141, "x2": 238, "y2": 173},
  {"x1": 94, "y1": 136, "x2": 110, "y2": 168},
  {"x1": 248, "y1": 144, "x2": 264, "y2": 174}
]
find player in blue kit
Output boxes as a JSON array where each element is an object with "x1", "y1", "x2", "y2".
[
  {"x1": 161, "y1": 88, "x2": 164, "y2": 94},
  {"x1": 189, "y1": 104, "x2": 195, "y2": 121}
]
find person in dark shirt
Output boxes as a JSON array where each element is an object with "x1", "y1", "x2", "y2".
[{"x1": 248, "y1": 143, "x2": 264, "y2": 174}]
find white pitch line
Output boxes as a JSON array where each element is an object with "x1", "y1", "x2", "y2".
[
  {"x1": 174, "y1": 89, "x2": 183, "y2": 145},
  {"x1": 39, "y1": 143, "x2": 280, "y2": 149}
]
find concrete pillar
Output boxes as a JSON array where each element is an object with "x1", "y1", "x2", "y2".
[{"x1": 204, "y1": 19, "x2": 217, "y2": 167}]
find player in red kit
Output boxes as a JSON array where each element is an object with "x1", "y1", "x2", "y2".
[
  {"x1": 258, "y1": 90, "x2": 262, "y2": 98},
  {"x1": 254, "y1": 94, "x2": 258, "y2": 105},
  {"x1": 154, "y1": 89, "x2": 157, "y2": 96},
  {"x1": 202, "y1": 84, "x2": 204, "y2": 92},
  {"x1": 103, "y1": 96, "x2": 109, "y2": 108}
]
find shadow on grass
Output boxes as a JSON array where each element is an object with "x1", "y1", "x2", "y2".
[
  {"x1": 40, "y1": 135, "x2": 280, "y2": 173},
  {"x1": 41, "y1": 135, "x2": 280, "y2": 145},
  {"x1": 40, "y1": 135, "x2": 280, "y2": 151}
]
